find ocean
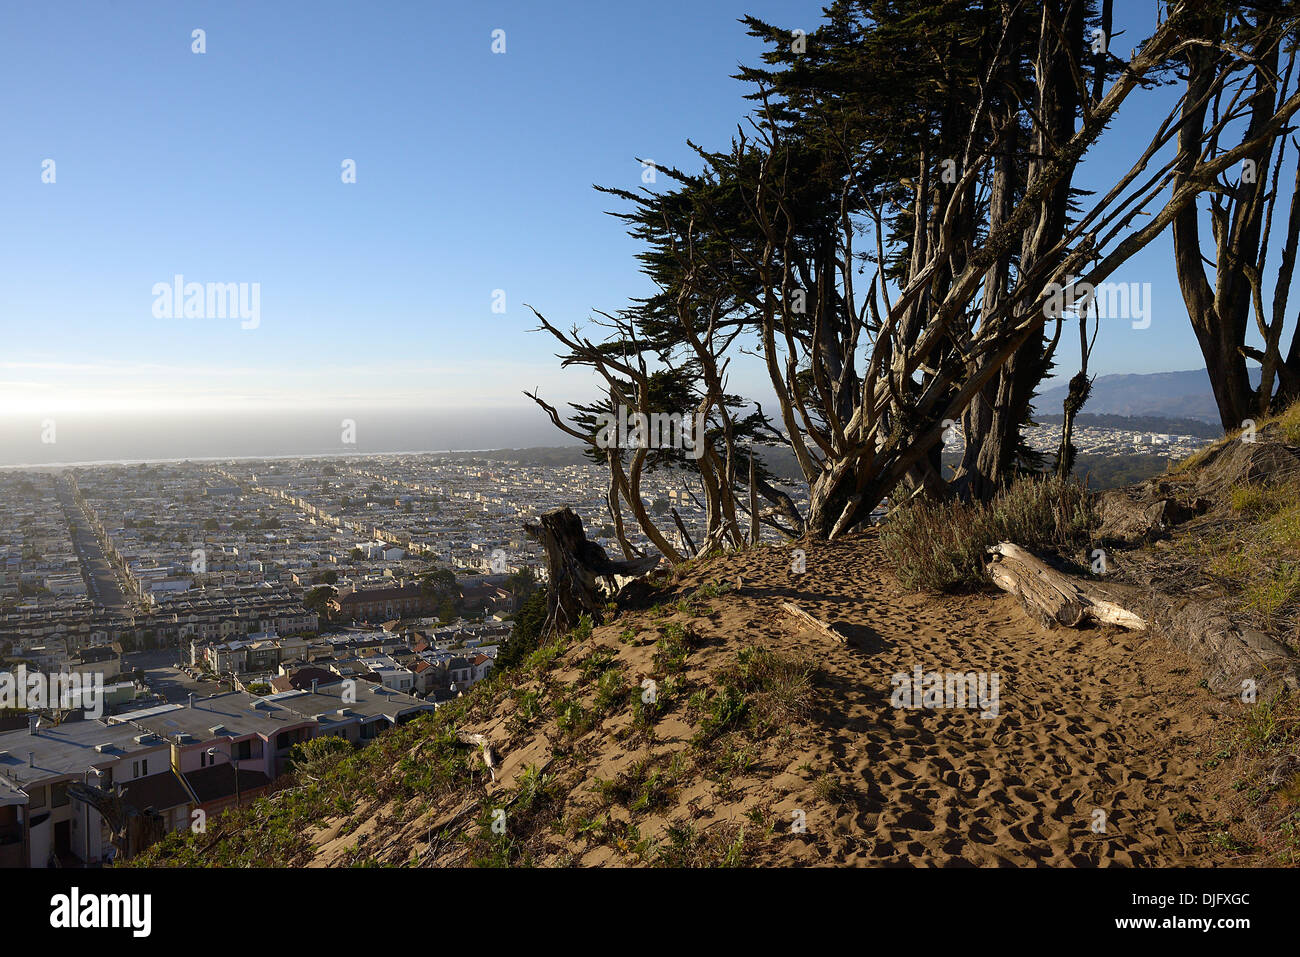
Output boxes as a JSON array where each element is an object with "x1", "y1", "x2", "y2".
[{"x1": 0, "y1": 407, "x2": 574, "y2": 469}]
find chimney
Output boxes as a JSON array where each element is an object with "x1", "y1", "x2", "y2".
[
  {"x1": 188, "y1": 693, "x2": 195, "y2": 709},
  {"x1": 28, "y1": 715, "x2": 37, "y2": 736},
  {"x1": 311, "y1": 679, "x2": 318, "y2": 693},
  {"x1": 28, "y1": 752, "x2": 35, "y2": 767}
]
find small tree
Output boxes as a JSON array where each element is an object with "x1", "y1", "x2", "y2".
[
  {"x1": 436, "y1": 597, "x2": 459, "y2": 624},
  {"x1": 285, "y1": 733, "x2": 354, "y2": 778},
  {"x1": 304, "y1": 585, "x2": 338, "y2": 621},
  {"x1": 504, "y1": 567, "x2": 538, "y2": 600},
  {"x1": 498, "y1": 587, "x2": 549, "y2": 670},
  {"x1": 419, "y1": 568, "x2": 457, "y2": 596}
]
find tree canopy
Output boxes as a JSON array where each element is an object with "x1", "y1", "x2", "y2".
[{"x1": 528, "y1": 0, "x2": 1300, "y2": 555}]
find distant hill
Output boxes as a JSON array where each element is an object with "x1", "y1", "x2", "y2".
[
  {"x1": 1034, "y1": 412, "x2": 1223, "y2": 439},
  {"x1": 1034, "y1": 368, "x2": 1261, "y2": 423}
]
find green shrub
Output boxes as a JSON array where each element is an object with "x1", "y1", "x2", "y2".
[
  {"x1": 653, "y1": 822, "x2": 750, "y2": 867},
  {"x1": 285, "y1": 733, "x2": 355, "y2": 777},
  {"x1": 592, "y1": 755, "x2": 684, "y2": 813},
  {"x1": 652, "y1": 622, "x2": 695, "y2": 675},
  {"x1": 591, "y1": 668, "x2": 629, "y2": 716}
]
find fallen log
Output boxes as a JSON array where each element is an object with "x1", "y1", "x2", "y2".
[
  {"x1": 1136, "y1": 595, "x2": 1300, "y2": 698},
  {"x1": 781, "y1": 602, "x2": 849, "y2": 645},
  {"x1": 524, "y1": 507, "x2": 661, "y2": 638},
  {"x1": 455, "y1": 731, "x2": 499, "y2": 782},
  {"x1": 985, "y1": 542, "x2": 1147, "y2": 631}
]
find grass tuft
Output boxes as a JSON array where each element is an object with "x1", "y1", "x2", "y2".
[{"x1": 881, "y1": 475, "x2": 1095, "y2": 592}]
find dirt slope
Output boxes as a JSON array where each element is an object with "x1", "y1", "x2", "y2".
[{"x1": 283, "y1": 533, "x2": 1240, "y2": 868}]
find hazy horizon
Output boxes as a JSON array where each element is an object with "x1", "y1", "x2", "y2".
[
  {"x1": 0, "y1": 406, "x2": 587, "y2": 468},
  {"x1": 0, "y1": 365, "x2": 1243, "y2": 468}
]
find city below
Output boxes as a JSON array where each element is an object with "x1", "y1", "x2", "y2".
[{"x1": 0, "y1": 419, "x2": 1212, "y2": 868}]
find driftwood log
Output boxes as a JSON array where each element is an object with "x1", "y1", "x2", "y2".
[
  {"x1": 524, "y1": 507, "x2": 661, "y2": 638},
  {"x1": 781, "y1": 602, "x2": 850, "y2": 645},
  {"x1": 985, "y1": 543, "x2": 1146, "y2": 630},
  {"x1": 455, "y1": 731, "x2": 499, "y2": 782}
]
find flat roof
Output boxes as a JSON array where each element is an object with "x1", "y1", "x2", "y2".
[
  {"x1": 129, "y1": 690, "x2": 311, "y2": 742},
  {"x1": 266, "y1": 681, "x2": 434, "y2": 723},
  {"x1": 0, "y1": 720, "x2": 166, "y2": 789},
  {"x1": 108, "y1": 702, "x2": 185, "y2": 724}
]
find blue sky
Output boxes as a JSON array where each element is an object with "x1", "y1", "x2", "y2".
[{"x1": 0, "y1": 0, "x2": 1269, "y2": 425}]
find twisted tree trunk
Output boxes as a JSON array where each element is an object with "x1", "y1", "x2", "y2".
[{"x1": 523, "y1": 508, "x2": 660, "y2": 638}]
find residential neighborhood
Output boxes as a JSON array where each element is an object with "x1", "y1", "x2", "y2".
[
  {"x1": 0, "y1": 429, "x2": 1212, "y2": 869},
  {"x1": 0, "y1": 449, "x2": 739, "y2": 867}
]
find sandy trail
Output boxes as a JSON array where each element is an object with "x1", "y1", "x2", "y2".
[
  {"x1": 683, "y1": 534, "x2": 1230, "y2": 866},
  {"x1": 305, "y1": 531, "x2": 1232, "y2": 868}
]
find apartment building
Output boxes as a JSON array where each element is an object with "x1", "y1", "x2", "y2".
[
  {"x1": 338, "y1": 582, "x2": 434, "y2": 621},
  {"x1": 0, "y1": 716, "x2": 174, "y2": 867}
]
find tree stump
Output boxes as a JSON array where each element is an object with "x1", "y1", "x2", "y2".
[{"x1": 524, "y1": 507, "x2": 661, "y2": 638}]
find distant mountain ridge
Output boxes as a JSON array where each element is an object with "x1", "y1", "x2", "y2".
[{"x1": 1035, "y1": 368, "x2": 1261, "y2": 424}]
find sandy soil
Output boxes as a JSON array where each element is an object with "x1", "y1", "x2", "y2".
[
  {"x1": 307, "y1": 531, "x2": 1238, "y2": 867},
  {"x1": 698, "y1": 535, "x2": 1232, "y2": 865}
]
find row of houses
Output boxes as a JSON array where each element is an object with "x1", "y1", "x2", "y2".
[
  {"x1": 0, "y1": 678, "x2": 435, "y2": 868},
  {"x1": 0, "y1": 589, "x2": 318, "y2": 656},
  {"x1": 329, "y1": 578, "x2": 515, "y2": 623},
  {"x1": 193, "y1": 623, "x2": 499, "y2": 699}
]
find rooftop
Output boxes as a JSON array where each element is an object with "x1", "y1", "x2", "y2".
[
  {"x1": 126, "y1": 690, "x2": 312, "y2": 742},
  {"x1": 184, "y1": 762, "x2": 272, "y2": 804},
  {"x1": 119, "y1": 769, "x2": 192, "y2": 814},
  {"x1": 266, "y1": 680, "x2": 433, "y2": 724},
  {"x1": 0, "y1": 718, "x2": 166, "y2": 788}
]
